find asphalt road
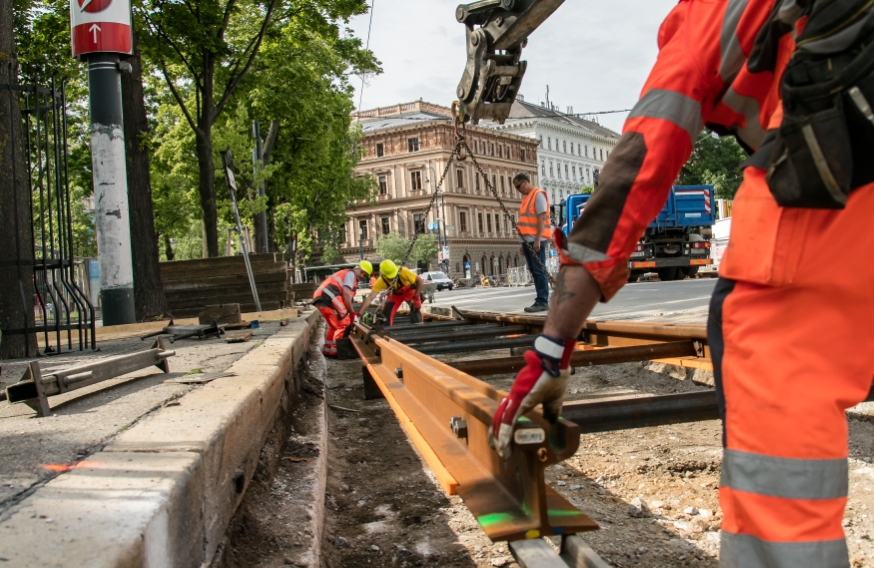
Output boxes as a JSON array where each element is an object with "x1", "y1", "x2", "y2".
[{"x1": 428, "y1": 278, "x2": 719, "y2": 322}]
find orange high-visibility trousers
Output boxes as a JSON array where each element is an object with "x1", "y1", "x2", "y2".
[
  {"x1": 708, "y1": 169, "x2": 874, "y2": 567},
  {"x1": 318, "y1": 306, "x2": 353, "y2": 357}
]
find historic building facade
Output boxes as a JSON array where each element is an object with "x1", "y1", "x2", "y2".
[
  {"x1": 487, "y1": 99, "x2": 621, "y2": 207},
  {"x1": 341, "y1": 101, "x2": 541, "y2": 278}
]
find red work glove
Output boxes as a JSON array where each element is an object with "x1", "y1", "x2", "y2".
[
  {"x1": 489, "y1": 334, "x2": 576, "y2": 459},
  {"x1": 412, "y1": 295, "x2": 423, "y2": 310}
]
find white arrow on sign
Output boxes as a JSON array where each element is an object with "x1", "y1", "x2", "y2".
[{"x1": 89, "y1": 23, "x2": 101, "y2": 43}]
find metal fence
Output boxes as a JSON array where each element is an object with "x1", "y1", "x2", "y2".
[{"x1": 1, "y1": 63, "x2": 96, "y2": 355}]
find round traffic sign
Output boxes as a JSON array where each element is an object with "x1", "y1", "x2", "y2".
[{"x1": 77, "y1": 0, "x2": 112, "y2": 13}]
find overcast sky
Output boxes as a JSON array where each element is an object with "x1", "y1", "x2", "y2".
[{"x1": 347, "y1": 0, "x2": 679, "y2": 133}]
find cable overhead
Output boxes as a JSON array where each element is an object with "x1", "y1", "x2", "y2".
[{"x1": 357, "y1": 0, "x2": 376, "y2": 113}]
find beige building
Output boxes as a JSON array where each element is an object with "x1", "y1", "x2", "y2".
[{"x1": 341, "y1": 101, "x2": 541, "y2": 279}]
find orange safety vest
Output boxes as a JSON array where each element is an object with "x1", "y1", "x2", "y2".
[
  {"x1": 518, "y1": 188, "x2": 551, "y2": 240},
  {"x1": 313, "y1": 269, "x2": 356, "y2": 317}
]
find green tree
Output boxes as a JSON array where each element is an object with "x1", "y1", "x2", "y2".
[
  {"x1": 136, "y1": 0, "x2": 373, "y2": 257},
  {"x1": 678, "y1": 130, "x2": 748, "y2": 199},
  {"x1": 375, "y1": 233, "x2": 437, "y2": 267},
  {"x1": 580, "y1": 185, "x2": 594, "y2": 195}
]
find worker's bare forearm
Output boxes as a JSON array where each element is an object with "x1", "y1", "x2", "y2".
[
  {"x1": 343, "y1": 289, "x2": 355, "y2": 314},
  {"x1": 543, "y1": 266, "x2": 601, "y2": 340}
]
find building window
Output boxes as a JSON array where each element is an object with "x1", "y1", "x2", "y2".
[
  {"x1": 359, "y1": 219, "x2": 368, "y2": 241},
  {"x1": 473, "y1": 140, "x2": 478, "y2": 154},
  {"x1": 506, "y1": 145, "x2": 510, "y2": 158},
  {"x1": 539, "y1": 136, "x2": 543, "y2": 147},
  {"x1": 410, "y1": 170, "x2": 422, "y2": 191},
  {"x1": 500, "y1": 176, "x2": 505, "y2": 194},
  {"x1": 490, "y1": 143, "x2": 495, "y2": 156},
  {"x1": 408, "y1": 137, "x2": 420, "y2": 152},
  {"x1": 504, "y1": 214, "x2": 509, "y2": 232},
  {"x1": 486, "y1": 213, "x2": 492, "y2": 233},
  {"x1": 552, "y1": 189, "x2": 557, "y2": 203},
  {"x1": 549, "y1": 163, "x2": 554, "y2": 178},
  {"x1": 478, "y1": 212, "x2": 484, "y2": 233},
  {"x1": 520, "y1": 149, "x2": 526, "y2": 162},
  {"x1": 547, "y1": 137, "x2": 551, "y2": 150},
  {"x1": 456, "y1": 169, "x2": 464, "y2": 189},
  {"x1": 585, "y1": 146, "x2": 589, "y2": 158},
  {"x1": 495, "y1": 214, "x2": 501, "y2": 233},
  {"x1": 600, "y1": 148, "x2": 604, "y2": 161},
  {"x1": 459, "y1": 211, "x2": 468, "y2": 232},
  {"x1": 475, "y1": 173, "x2": 480, "y2": 192},
  {"x1": 572, "y1": 166, "x2": 576, "y2": 181},
  {"x1": 414, "y1": 213, "x2": 426, "y2": 235},
  {"x1": 491, "y1": 174, "x2": 496, "y2": 192},
  {"x1": 376, "y1": 143, "x2": 384, "y2": 157},
  {"x1": 557, "y1": 164, "x2": 561, "y2": 180},
  {"x1": 381, "y1": 217, "x2": 390, "y2": 235},
  {"x1": 378, "y1": 175, "x2": 387, "y2": 194},
  {"x1": 541, "y1": 163, "x2": 546, "y2": 177},
  {"x1": 563, "y1": 140, "x2": 567, "y2": 153},
  {"x1": 565, "y1": 164, "x2": 569, "y2": 179},
  {"x1": 498, "y1": 145, "x2": 503, "y2": 159}
]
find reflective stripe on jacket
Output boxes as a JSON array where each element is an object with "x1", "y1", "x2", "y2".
[
  {"x1": 313, "y1": 269, "x2": 355, "y2": 317},
  {"x1": 518, "y1": 188, "x2": 551, "y2": 240},
  {"x1": 561, "y1": 0, "x2": 801, "y2": 300}
]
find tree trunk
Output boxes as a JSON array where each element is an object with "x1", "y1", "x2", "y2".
[
  {"x1": 195, "y1": 128, "x2": 218, "y2": 257},
  {"x1": 0, "y1": 0, "x2": 37, "y2": 358},
  {"x1": 122, "y1": 32, "x2": 170, "y2": 321}
]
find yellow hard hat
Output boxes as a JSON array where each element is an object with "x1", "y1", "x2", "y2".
[
  {"x1": 380, "y1": 259, "x2": 399, "y2": 280},
  {"x1": 357, "y1": 260, "x2": 373, "y2": 276}
]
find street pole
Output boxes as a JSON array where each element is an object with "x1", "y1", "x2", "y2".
[
  {"x1": 88, "y1": 54, "x2": 136, "y2": 325},
  {"x1": 252, "y1": 120, "x2": 268, "y2": 253},
  {"x1": 72, "y1": 0, "x2": 136, "y2": 325},
  {"x1": 440, "y1": 189, "x2": 448, "y2": 273}
]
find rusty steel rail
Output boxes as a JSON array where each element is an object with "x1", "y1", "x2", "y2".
[{"x1": 350, "y1": 322, "x2": 599, "y2": 542}]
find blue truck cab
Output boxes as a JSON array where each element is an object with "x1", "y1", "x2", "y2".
[{"x1": 556, "y1": 185, "x2": 716, "y2": 282}]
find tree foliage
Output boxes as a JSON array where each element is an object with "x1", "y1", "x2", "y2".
[
  {"x1": 678, "y1": 130, "x2": 748, "y2": 199},
  {"x1": 376, "y1": 233, "x2": 437, "y2": 267}
]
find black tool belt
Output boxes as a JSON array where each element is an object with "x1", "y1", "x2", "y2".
[{"x1": 763, "y1": 0, "x2": 874, "y2": 209}]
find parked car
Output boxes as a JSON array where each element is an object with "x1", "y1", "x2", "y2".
[{"x1": 421, "y1": 271, "x2": 454, "y2": 291}]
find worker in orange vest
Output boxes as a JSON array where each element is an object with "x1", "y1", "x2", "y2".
[
  {"x1": 513, "y1": 173, "x2": 551, "y2": 312},
  {"x1": 358, "y1": 260, "x2": 424, "y2": 326},
  {"x1": 313, "y1": 261, "x2": 372, "y2": 356},
  {"x1": 491, "y1": 1, "x2": 874, "y2": 565}
]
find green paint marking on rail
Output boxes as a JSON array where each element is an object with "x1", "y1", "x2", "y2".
[
  {"x1": 548, "y1": 509, "x2": 587, "y2": 517},
  {"x1": 477, "y1": 512, "x2": 516, "y2": 528}
]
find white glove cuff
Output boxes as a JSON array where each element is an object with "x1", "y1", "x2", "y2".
[{"x1": 532, "y1": 334, "x2": 567, "y2": 362}]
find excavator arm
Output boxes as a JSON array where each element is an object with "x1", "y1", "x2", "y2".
[{"x1": 456, "y1": 0, "x2": 565, "y2": 125}]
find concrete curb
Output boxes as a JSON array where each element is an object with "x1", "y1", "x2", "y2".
[{"x1": 0, "y1": 310, "x2": 320, "y2": 567}]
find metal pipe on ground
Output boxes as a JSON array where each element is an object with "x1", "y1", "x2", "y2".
[
  {"x1": 561, "y1": 391, "x2": 720, "y2": 433},
  {"x1": 415, "y1": 335, "x2": 534, "y2": 355},
  {"x1": 450, "y1": 341, "x2": 698, "y2": 377},
  {"x1": 398, "y1": 325, "x2": 530, "y2": 345}
]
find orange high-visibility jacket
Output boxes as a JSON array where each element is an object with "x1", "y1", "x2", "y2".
[
  {"x1": 313, "y1": 269, "x2": 356, "y2": 317},
  {"x1": 561, "y1": 0, "x2": 804, "y2": 300},
  {"x1": 518, "y1": 188, "x2": 552, "y2": 240}
]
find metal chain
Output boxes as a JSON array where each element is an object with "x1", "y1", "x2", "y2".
[
  {"x1": 400, "y1": 138, "x2": 464, "y2": 266},
  {"x1": 459, "y1": 138, "x2": 556, "y2": 287}
]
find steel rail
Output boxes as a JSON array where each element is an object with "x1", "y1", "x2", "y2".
[{"x1": 350, "y1": 322, "x2": 599, "y2": 542}]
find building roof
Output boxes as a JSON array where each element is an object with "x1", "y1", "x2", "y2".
[
  {"x1": 500, "y1": 100, "x2": 621, "y2": 140},
  {"x1": 358, "y1": 110, "x2": 451, "y2": 134}
]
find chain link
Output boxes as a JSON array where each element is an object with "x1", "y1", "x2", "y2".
[
  {"x1": 459, "y1": 138, "x2": 556, "y2": 287},
  {"x1": 400, "y1": 138, "x2": 463, "y2": 266}
]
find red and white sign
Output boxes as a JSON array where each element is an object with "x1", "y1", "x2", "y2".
[{"x1": 70, "y1": 0, "x2": 132, "y2": 57}]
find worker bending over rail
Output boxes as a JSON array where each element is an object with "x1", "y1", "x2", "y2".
[
  {"x1": 313, "y1": 261, "x2": 372, "y2": 357},
  {"x1": 358, "y1": 260, "x2": 425, "y2": 326},
  {"x1": 491, "y1": 1, "x2": 874, "y2": 566}
]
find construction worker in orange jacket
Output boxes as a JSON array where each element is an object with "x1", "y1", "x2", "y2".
[
  {"x1": 490, "y1": 1, "x2": 874, "y2": 566},
  {"x1": 514, "y1": 173, "x2": 552, "y2": 312},
  {"x1": 313, "y1": 261, "x2": 372, "y2": 356}
]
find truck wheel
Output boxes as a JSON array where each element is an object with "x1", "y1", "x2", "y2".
[
  {"x1": 657, "y1": 267, "x2": 679, "y2": 282},
  {"x1": 679, "y1": 266, "x2": 699, "y2": 278}
]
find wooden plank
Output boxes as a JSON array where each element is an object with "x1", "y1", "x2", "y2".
[
  {"x1": 167, "y1": 291, "x2": 289, "y2": 310},
  {"x1": 198, "y1": 304, "x2": 242, "y2": 325},
  {"x1": 225, "y1": 331, "x2": 253, "y2": 343},
  {"x1": 160, "y1": 261, "x2": 287, "y2": 282},
  {"x1": 165, "y1": 282, "x2": 288, "y2": 302},
  {"x1": 159, "y1": 252, "x2": 280, "y2": 272},
  {"x1": 162, "y1": 270, "x2": 287, "y2": 291},
  {"x1": 170, "y1": 301, "x2": 282, "y2": 318}
]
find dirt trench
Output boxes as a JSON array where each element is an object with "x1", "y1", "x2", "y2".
[{"x1": 215, "y1": 340, "x2": 874, "y2": 568}]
